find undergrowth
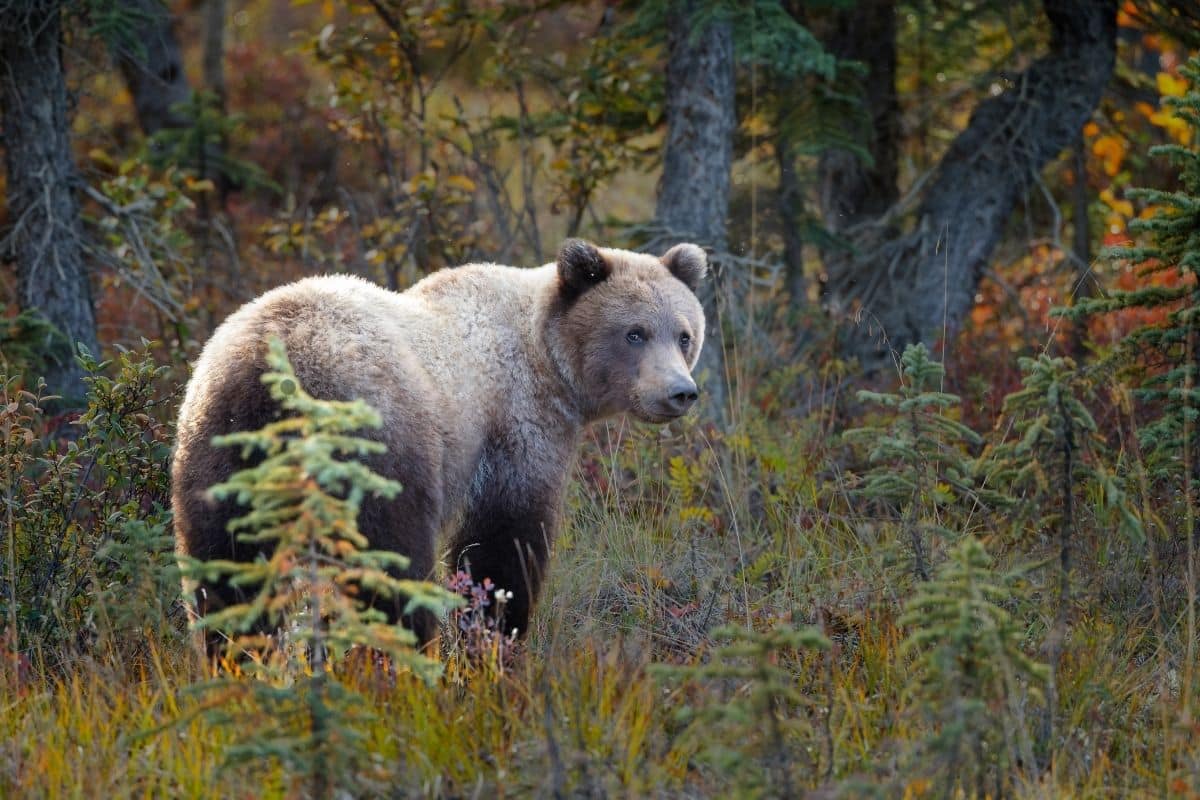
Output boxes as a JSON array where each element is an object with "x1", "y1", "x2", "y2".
[{"x1": 2, "y1": 336, "x2": 1200, "y2": 797}]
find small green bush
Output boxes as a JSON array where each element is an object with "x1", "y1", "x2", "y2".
[{"x1": 0, "y1": 343, "x2": 177, "y2": 664}]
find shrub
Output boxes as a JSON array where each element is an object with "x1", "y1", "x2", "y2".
[
  {"x1": 0, "y1": 343, "x2": 177, "y2": 664},
  {"x1": 844, "y1": 343, "x2": 1002, "y2": 581}
]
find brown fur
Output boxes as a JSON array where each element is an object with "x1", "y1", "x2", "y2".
[{"x1": 172, "y1": 239, "x2": 706, "y2": 644}]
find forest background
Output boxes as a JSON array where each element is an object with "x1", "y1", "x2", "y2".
[{"x1": 3, "y1": 0, "x2": 1200, "y2": 797}]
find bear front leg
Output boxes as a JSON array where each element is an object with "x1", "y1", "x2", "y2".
[{"x1": 450, "y1": 499, "x2": 558, "y2": 638}]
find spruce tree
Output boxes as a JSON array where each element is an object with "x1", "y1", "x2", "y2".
[
  {"x1": 900, "y1": 537, "x2": 1047, "y2": 798},
  {"x1": 844, "y1": 343, "x2": 1002, "y2": 580},
  {"x1": 185, "y1": 337, "x2": 460, "y2": 797},
  {"x1": 1062, "y1": 55, "x2": 1200, "y2": 497},
  {"x1": 989, "y1": 354, "x2": 1142, "y2": 573},
  {"x1": 985, "y1": 354, "x2": 1141, "y2": 759}
]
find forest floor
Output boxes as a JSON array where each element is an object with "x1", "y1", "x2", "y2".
[{"x1": 2, "y1": 386, "x2": 1195, "y2": 798}]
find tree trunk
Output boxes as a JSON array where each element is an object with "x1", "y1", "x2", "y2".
[
  {"x1": 203, "y1": 0, "x2": 228, "y2": 106},
  {"x1": 826, "y1": 0, "x2": 1116, "y2": 367},
  {"x1": 1, "y1": 3, "x2": 98, "y2": 401},
  {"x1": 113, "y1": 0, "x2": 192, "y2": 135},
  {"x1": 776, "y1": 119, "x2": 807, "y2": 303},
  {"x1": 1067, "y1": 134, "x2": 1094, "y2": 357},
  {"x1": 815, "y1": 0, "x2": 900, "y2": 233},
  {"x1": 655, "y1": 0, "x2": 735, "y2": 424}
]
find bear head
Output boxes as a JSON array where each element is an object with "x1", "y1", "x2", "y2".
[{"x1": 550, "y1": 238, "x2": 707, "y2": 423}]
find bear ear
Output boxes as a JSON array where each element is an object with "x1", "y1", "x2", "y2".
[
  {"x1": 661, "y1": 243, "x2": 708, "y2": 293},
  {"x1": 557, "y1": 238, "x2": 610, "y2": 298}
]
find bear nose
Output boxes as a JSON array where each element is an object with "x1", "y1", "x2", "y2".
[{"x1": 665, "y1": 378, "x2": 699, "y2": 415}]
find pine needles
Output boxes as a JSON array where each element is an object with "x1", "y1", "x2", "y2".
[{"x1": 182, "y1": 338, "x2": 460, "y2": 797}]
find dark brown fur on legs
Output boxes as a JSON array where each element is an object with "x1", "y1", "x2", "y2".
[{"x1": 450, "y1": 494, "x2": 557, "y2": 638}]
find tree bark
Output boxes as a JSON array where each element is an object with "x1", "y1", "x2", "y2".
[
  {"x1": 826, "y1": 0, "x2": 1116, "y2": 367},
  {"x1": 1, "y1": 3, "x2": 98, "y2": 400},
  {"x1": 775, "y1": 118, "x2": 807, "y2": 303},
  {"x1": 203, "y1": 0, "x2": 227, "y2": 106},
  {"x1": 655, "y1": 0, "x2": 735, "y2": 423},
  {"x1": 113, "y1": 0, "x2": 192, "y2": 135},
  {"x1": 814, "y1": 0, "x2": 900, "y2": 233},
  {"x1": 1066, "y1": 134, "x2": 1094, "y2": 357}
]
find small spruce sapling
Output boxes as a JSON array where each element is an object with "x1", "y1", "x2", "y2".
[
  {"x1": 844, "y1": 343, "x2": 1000, "y2": 581},
  {"x1": 992, "y1": 354, "x2": 1143, "y2": 761},
  {"x1": 184, "y1": 338, "x2": 460, "y2": 797},
  {"x1": 653, "y1": 622, "x2": 831, "y2": 798},
  {"x1": 989, "y1": 354, "x2": 1142, "y2": 589},
  {"x1": 900, "y1": 537, "x2": 1047, "y2": 798}
]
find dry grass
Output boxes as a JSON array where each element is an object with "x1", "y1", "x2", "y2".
[{"x1": 3, "y1": 377, "x2": 1200, "y2": 798}]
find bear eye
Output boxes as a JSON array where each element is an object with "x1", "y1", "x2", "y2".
[
  {"x1": 626, "y1": 328, "x2": 646, "y2": 345},
  {"x1": 679, "y1": 332, "x2": 691, "y2": 350}
]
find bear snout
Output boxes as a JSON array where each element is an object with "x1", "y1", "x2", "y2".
[{"x1": 656, "y1": 377, "x2": 699, "y2": 417}]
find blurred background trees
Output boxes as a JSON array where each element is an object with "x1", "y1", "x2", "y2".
[{"x1": 4, "y1": 0, "x2": 1196, "y2": 420}]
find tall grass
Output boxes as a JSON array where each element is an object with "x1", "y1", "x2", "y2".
[{"x1": 2, "y1": 326, "x2": 1200, "y2": 797}]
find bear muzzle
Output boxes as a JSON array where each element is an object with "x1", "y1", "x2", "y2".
[{"x1": 653, "y1": 376, "x2": 700, "y2": 419}]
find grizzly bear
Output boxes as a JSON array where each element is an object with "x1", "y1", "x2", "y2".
[{"x1": 172, "y1": 239, "x2": 707, "y2": 644}]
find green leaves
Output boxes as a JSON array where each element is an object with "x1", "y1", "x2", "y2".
[{"x1": 0, "y1": 341, "x2": 176, "y2": 659}]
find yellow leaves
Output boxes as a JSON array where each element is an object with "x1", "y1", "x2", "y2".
[
  {"x1": 1150, "y1": 105, "x2": 1191, "y2": 145},
  {"x1": 445, "y1": 174, "x2": 476, "y2": 193},
  {"x1": 902, "y1": 778, "x2": 932, "y2": 799},
  {"x1": 679, "y1": 505, "x2": 715, "y2": 524},
  {"x1": 184, "y1": 177, "x2": 216, "y2": 194},
  {"x1": 669, "y1": 454, "x2": 716, "y2": 528},
  {"x1": 741, "y1": 112, "x2": 772, "y2": 138},
  {"x1": 668, "y1": 455, "x2": 697, "y2": 499},
  {"x1": 88, "y1": 148, "x2": 116, "y2": 171},
  {"x1": 1100, "y1": 187, "x2": 1133, "y2": 219},
  {"x1": 1100, "y1": 186, "x2": 1133, "y2": 233},
  {"x1": 1092, "y1": 134, "x2": 1126, "y2": 177},
  {"x1": 1157, "y1": 71, "x2": 1188, "y2": 98},
  {"x1": 643, "y1": 565, "x2": 673, "y2": 590},
  {"x1": 1149, "y1": 71, "x2": 1193, "y2": 144}
]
